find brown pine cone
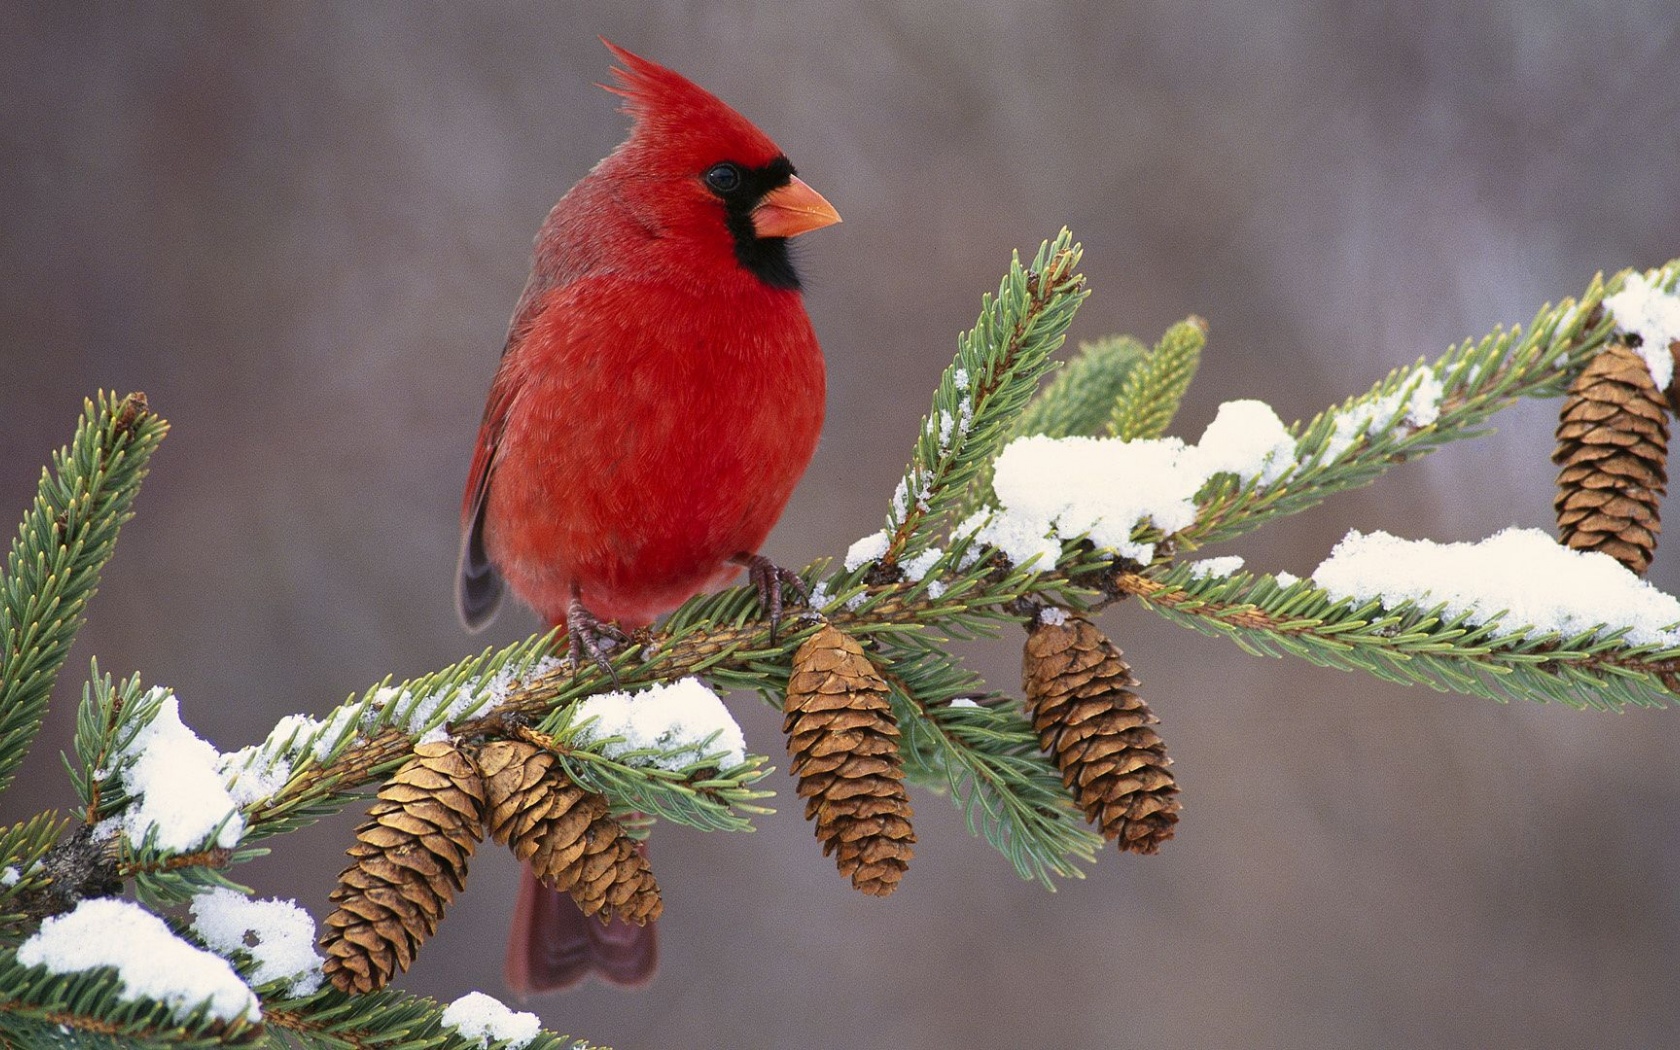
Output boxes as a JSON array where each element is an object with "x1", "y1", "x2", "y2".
[
  {"x1": 785, "y1": 625, "x2": 915, "y2": 896},
  {"x1": 1023, "y1": 613, "x2": 1180, "y2": 854},
  {"x1": 1553, "y1": 341, "x2": 1669, "y2": 574},
  {"x1": 320, "y1": 740, "x2": 486, "y2": 994},
  {"x1": 475, "y1": 738, "x2": 660, "y2": 925}
]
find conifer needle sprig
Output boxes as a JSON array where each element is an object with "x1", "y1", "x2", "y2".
[
  {"x1": 0, "y1": 392, "x2": 166, "y2": 798},
  {"x1": 880, "y1": 229, "x2": 1089, "y2": 572}
]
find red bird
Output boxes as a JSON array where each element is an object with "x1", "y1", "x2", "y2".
[{"x1": 456, "y1": 42, "x2": 838, "y2": 993}]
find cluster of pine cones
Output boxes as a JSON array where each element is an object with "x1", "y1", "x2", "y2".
[
  {"x1": 320, "y1": 737, "x2": 659, "y2": 994},
  {"x1": 781, "y1": 617, "x2": 1181, "y2": 899},
  {"x1": 1554, "y1": 336, "x2": 1680, "y2": 574},
  {"x1": 321, "y1": 612, "x2": 1182, "y2": 994}
]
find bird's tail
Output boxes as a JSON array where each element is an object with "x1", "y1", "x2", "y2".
[{"x1": 504, "y1": 864, "x2": 658, "y2": 994}]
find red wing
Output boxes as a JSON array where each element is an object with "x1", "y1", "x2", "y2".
[
  {"x1": 455, "y1": 351, "x2": 523, "y2": 631},
  {"x1": 455, "y1": 238, "x2": 575, "y2": 631}
]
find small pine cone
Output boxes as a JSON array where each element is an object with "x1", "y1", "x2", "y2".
[
  {"x1": 475, "y1": 739, "x2": 661, "y2": 925},
  {"x1": 1023, "y1": 614, "x2": 1180, "y2": 854},
  {"x1": 1553, "y1": 342, "x2": 1669, "y2": 574},
  {"x1": 785, "y1": 625, "x2": 915, "y2": 897},
  {"x1": 321, "y1": 741, "x2": 486, "y2": 994}
]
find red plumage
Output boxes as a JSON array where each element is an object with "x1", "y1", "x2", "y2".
[{"x1": 457, "y1": 41, "x2": 837, "y2": 994}]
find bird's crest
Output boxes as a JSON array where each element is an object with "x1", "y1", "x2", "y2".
[{"x1": 598, "y1": 39, "x2": 782, "y2": 168}]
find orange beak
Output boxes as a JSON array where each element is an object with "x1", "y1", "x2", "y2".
[{"x1": 751, "y1": 175, "x2": 841, "y2": 239}]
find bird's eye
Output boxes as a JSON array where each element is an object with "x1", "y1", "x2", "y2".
[{"x1": 705, "y1": 163, "x2": 743, "y2": 194}]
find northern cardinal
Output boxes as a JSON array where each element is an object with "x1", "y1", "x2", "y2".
[{"x1": 456, "y1": 41, "x2": 838, "y2": 993}]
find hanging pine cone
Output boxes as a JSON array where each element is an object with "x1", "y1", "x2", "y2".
[
  {"x1": 784, "y1": 624, "x2": 915, "y2": 896},
  {"x1": 320, "y1": 740, "x2": 486, "y2": 994},
  {"x1": 475, "y1": 738, "x2": 661, "y2": 925},
  {"x1": 1023, "y1": 613, "x2": 1180, "y2": 854},
  {"x1": 1553, "y1": 341, "x2": 1669, "y2": 574}
]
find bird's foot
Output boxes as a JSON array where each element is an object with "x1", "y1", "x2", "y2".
[
  {"x1": 566, "y1": 589, "x2": 629, "y2": 683},
  {"x1": 733, "y1": 553, "x2": 809, "y2": 641}
]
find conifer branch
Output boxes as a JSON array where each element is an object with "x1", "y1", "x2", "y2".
[
  {"x1": 882, "y1": 657, "x2": 1101, "y2": 888},
  {"x1": 258, "y1": 986, "x2": 598, "y2": 1049},
  {"x1": 0, "y1": 952, "x2": 261, "y2": 1048},
  {"x1": 1113, "y1": 563, "x2": 1680, "y2": 710},
  {"x1": 1109, "y1": 317, "x2": 1206, "y2": 441},
  {"x1": 0, "y1": 392, "x2": 166, "y2": 798},
  {"x1": 512, "y1": 723, "x2": 773, "y2": 834},
  {"x1": 1013, "y1": 334, "x2": 1148, "y2": 442},
  {"x1": 4, "y1": 247, "x2": 1680, "y2": 1045},
  {"x1": 1180, "y1": 278, "x2": 1622, "y2": 551},
  {"x1": 878, "y1": 230, "x2": 1089, "y2": 571}
]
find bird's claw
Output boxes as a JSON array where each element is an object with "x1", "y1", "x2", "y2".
[
  {"x1": 735, "y1": 553, "x2": 809, "y2": 641},
  {"x1": 566, "y1": 591, "x2": 629, "y2": 684}
]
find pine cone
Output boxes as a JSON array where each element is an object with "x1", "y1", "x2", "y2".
[
  {"x1": 1023, "y1": 614, "x2": 1180, "y2": 854},
  {"x1": 475, "y1": 738, "x2": 661, "y2": 925},
  {"x1": 784, "y1": 625, "x2": 915, "y2": 896},
  {"x1": 321, "y1": 741, "x2": 485, "y2": 994},
  {"x1": 1553, "y1": 341, "x2": 1669, "y2": 574}
]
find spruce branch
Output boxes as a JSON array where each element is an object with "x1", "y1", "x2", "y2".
[
  {"x1": 1114, "y1": 562, "x2": 1680, "y2": 711},
  {"x1": 1109, "y1": 316, "x2": 1206, "y2": 441},
  {"x1": 0, "y1": 391, "x2": 165, "y2": 798},
  {"x1": 1014, "y1": 334, "x2": 1149, "y2": 442},
  {"x1": 878, "y1": 229, "x2": 1089, "y2": 572},
  {"x1": 5, "y1": 246, "x2": 1680, "y2": 1045},
  {"x1": 515, "y1": 723, "x2": 773, "y2": 835},
  {"x1": 0, "y1": 812, "x2": 76, "y2": 934},
  {"x1": 0, "y1": 950, "x2": 262, "y2": 1048},
  {"x1": 881, "y1": 651, "x2": 1101, "y2": 888},
  {"x1": 1180, "y1": 275, "x2": 1624, "y2": 551},
  {"x1": 258, "y1": 985, "x2": 598, "y2": 1050}
]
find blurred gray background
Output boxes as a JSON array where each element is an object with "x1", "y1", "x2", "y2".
[{"x1": 4, "y1": 2, "x2": 1679, "y2": 1047}]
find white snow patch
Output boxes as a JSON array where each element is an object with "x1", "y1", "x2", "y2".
[
  {"x1": 1321, "y1": 369, "x2": 1445, "y2": 463},
  {"x1": 952, "y1": 510, "x2": 992, "y2": 569},
  {"x1": 976, "y1": 399, "x2": 1295, "y2": 568},
  {"x1": 379, "y1": 657, "x2": 560, "y2": 739},
  {"x1": 18, "y1": 898, "x2": 259, "y2": 1023},
  {"x1": 844, "y1": 530, "x2": 891, "y2": 571},
  {"x1": 0, "y1": 867, "x2": 17, "y2": 887},
  {"x1": 1038, "y1": 606, "x2": 1069, "y2": 626},
  {"x1": 441, "y1": 991, "x2": 541, "y2": 1049},
  {"x1": 1313, "y1": 527, "x2": 1680, "y2": 647},
  {"x1": 217, "y1": 713, "x2": 312, "y2": 807},
  {"x1": 572, "y1": 677, "x2": 746, "y2": 770},
  {"x1": 806, "y1": 579, "x2": 833, "y2": 613},
  {"x1": 949, "y1": 697, "x2": 981, "y2": 709},
  {"x1": 120, "y1": 691, "x2": 244, "y2": 852},
  {"x1": 1605, "y1": 271, "x2": 1680, "y2": 390},
  {"x1": 902, "y1": 547, "x2": 944, "y2": 583},
  {"x1": 1194, "y1": 399, "x2": 1297, "y2": 484},
  {"x1": 1186, "y1": 556, "x2": 1245, "y2": 579},
  {"x1": 311, "y1": 701, "x2": 371, "y2": 760},
  {"x1": 190, "y1": 887, "x2": 323, "y2": 997},
  {"x1": 1273, "y1": 571, "x2": 1301, "y2": 588}
]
